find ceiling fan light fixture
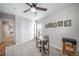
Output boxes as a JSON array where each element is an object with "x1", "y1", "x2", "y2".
[{"x1": 31, "y1": 7, "x2": 37, "y2": 12}]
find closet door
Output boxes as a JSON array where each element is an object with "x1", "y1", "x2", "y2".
[{"x1": 0, "y1": 18, "x2": 3, "y2": 43}]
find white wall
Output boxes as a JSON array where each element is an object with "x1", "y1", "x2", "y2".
[
  {"x1": 16, "y1": 15, "x2": 34, "y2": 45},
  {"x1": 0, "y1": 19, "x2": 3, "y2": 43},
  {"x1": 37, "y1": 4, "x2": 79, "y2": 50},
  {"x1": 15, "y1": 15, "x2": 22, "y2": 44}
]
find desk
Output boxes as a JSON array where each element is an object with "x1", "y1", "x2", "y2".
[
  {"x1": 3, "y1": 36, "x2": 15, "y2": 46},
  {"x1": 62, "y1": 38, "x2": 77, "y2": 56},
  {"x1": 0, "y1": 43, "x2": 5, "y2": 56}
]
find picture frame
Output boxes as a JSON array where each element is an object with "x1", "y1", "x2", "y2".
[
  {"x1": 45, "y1": 22, "x2": 57, "y2": 29},
  {"x1": 49, "y1": 23, "x2": 52, "y2": 28},
  {"x1": 45, "y1": 23, "x2": 50, "y2": 29},
  {"x1": 64, "y1": 20, "x2": 71, "y2": 26},
  {"x1": 58, "y1": 21, "x2": 63, "y2": 27},
  {"x1": 45, "y1": 24, "x2": 48, "y2": 29},
  {"x1": 48, "y1": 23, "x2": 50, "y2": 28},
  {"x1": 52, "y1": 23, "x2": 57, "y2": 28}
]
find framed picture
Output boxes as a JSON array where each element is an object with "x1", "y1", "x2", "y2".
[
  {"x1": 45, "y1": 24, "x2": 48, "y2": 29},
  {"x1": 64, "y1": 20, "x2": 71, "y2": 26},
  {"x1": 48, "y1": 23, "x2": 50, "y2": 28},
  {"x1": 58, "y1": 21, "x2": 63, "y2": 27},
  {"x1": 52, "y1": 23, "x2": 57, "y2": 28},
  {"x1": 45, "y1": 23, "x2": 50, "y2": 29},
  {"x1": 49, "y1": 23, "x2": 52, "y2": 28}
]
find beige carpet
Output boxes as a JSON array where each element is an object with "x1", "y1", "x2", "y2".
[
  {"x1": 5, "y1": 40, "x2": 62, "y2": 56},
  {"x1": 6, "y1": 40, "x2": 41, "y2": 56}
]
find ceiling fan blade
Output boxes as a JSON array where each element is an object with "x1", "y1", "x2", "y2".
[
  {"x1": 35, "y1": 3, "x2": 37, "y2": 6},
  {"x1": 32, "y1": 3, "x2": 36, "y2": 7},
  {"x1": 25, "y1": 3, "x2": 32, "y2": 7},
  {"x1": 23, "y1": 8, "x2": 30, "y2": 13},
  {"x1": 36, "y1": 7, "x2": 47, "y2": 11}
]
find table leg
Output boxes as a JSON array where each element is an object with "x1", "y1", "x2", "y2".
[{"x1": 41, "y1": 41, "x2": 44, "y2": 56}]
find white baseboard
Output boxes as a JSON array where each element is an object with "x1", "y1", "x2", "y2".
[
  {"x1": 16, "y1": 39, "x2": 34, "y2": 46},
  {"x1": 50, "y1": 44, "x2": 62, "y2": 51}
]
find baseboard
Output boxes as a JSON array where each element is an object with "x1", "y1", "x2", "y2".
[
  {"x1": 50, "y1": 44, "x2": 62, "y2": 51},
  {"x1": 16, "y1": 39, "x2": 34, "y2": 46}
]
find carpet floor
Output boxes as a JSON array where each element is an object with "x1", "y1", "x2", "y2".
[{"x1": 5, "y1": 40, "x2": 63, "y2": 56}]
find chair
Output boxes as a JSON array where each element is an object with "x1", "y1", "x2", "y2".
[
  {"x1": 42, "y1": 35, "x2": 49, "y2": 56},
  {"x1": 36, "y1": 35, "x2": 50, "y2": 56}
]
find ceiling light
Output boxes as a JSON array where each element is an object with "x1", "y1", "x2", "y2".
[{"x1": 31, "y1": 7, "x2": 37, "y2": 12}]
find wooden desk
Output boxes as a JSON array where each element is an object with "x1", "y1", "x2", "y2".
[
  {"x1": 0, "y1": 43, "x2": 5, "y2": 56},
  {"x1": 62, "y1": 38, "x2": 77, "y2": 56},
  {"x1": 3, "y1": 36, "x2": 15, "y2": 46}
]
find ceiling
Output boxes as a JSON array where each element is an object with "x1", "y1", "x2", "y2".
[{"x1": 0, "y1": 3, "x2": 73, "y2": 21}]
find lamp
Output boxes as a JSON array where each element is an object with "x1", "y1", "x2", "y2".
[{"x1": 31, "y1": 7, "x2": 37, "y2": 12}]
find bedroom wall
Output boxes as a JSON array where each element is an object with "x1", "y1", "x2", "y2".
[
  {"x1": 15, "y1": 15, "x2": 22, "y2": 45},
  {"x1": 0, "y1": 19, "x2": 3, "y2": 43},
  {"x1": 37, "y1": 4, "x2": 79, "y2": 50}
]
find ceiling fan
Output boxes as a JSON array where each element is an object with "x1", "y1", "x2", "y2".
[{"x1": 23, "y1": 3, "x2": 47, "y2": 13}]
